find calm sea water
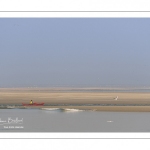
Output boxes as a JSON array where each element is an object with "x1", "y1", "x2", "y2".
[{"x1": 0, "y1": 108, "x2": 150, "y2": 132}]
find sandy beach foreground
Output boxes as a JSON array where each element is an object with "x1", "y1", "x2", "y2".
[{"x1": 1, "y1": 88, "x2": 150, "y2": 112}]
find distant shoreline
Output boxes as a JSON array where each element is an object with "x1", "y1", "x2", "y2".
[{"x1": 0, "y1": 87, "x2": 150, "y2": 92}]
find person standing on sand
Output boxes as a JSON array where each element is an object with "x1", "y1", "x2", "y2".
[{"x1": 30, "y1": 100, "x2": 33, "y2": 104}]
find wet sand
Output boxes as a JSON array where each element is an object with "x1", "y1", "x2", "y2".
[{"x1": 1, "y1": 88, "x2": 150, "y2": 112}]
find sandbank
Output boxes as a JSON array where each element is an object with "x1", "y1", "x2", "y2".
[{"x1": 1, "y1": 88, "x2": 150, "y2": 112}]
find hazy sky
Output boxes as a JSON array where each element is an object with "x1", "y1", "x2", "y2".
[{"x1": 0, "y1": 18, "x2": 150, "y2": 87}]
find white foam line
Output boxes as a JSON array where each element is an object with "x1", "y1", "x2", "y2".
[
  {"x1": 6, "y1": 106, "x2": 16, "y2": 109},
  {"x1": 64, "y1": 108, "x2": 84, "y2": 112},
  {"x1": 41, "y1": 108, "x2": 60, "y2": 111}
]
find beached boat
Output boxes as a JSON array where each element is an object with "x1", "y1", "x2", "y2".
[{"x1": 22, "y1": 103, "x2": 44, "y2": 106}]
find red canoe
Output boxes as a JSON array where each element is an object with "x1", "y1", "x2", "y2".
[{"x1": 22, "y1": 103, "x2": 44, "y2": 106}]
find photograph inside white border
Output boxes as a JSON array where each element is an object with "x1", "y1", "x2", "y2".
[
  {"x1": 1, "y1": 0, "x2": 150, "y2": 139},
  {"x1": 0, "y1": 18, "x2": 150, "y2": 137}
]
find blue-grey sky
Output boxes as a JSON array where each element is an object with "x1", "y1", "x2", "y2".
[{"x1": 0, "y1": 18, "x2": 150, "y2": 87}]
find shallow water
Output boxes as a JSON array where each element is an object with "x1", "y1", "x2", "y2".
[{"x1": 0, "y1": 108, "x2": 150, "y2": 132}]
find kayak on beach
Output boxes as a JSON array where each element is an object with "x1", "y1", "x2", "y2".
[{"x1": 22, "y1": 103, "x2": 44, "y2": 106}]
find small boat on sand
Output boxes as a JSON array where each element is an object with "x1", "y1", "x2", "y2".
[{"x1": 22, "y1": 103, "x2": 44, "y2": 106}]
